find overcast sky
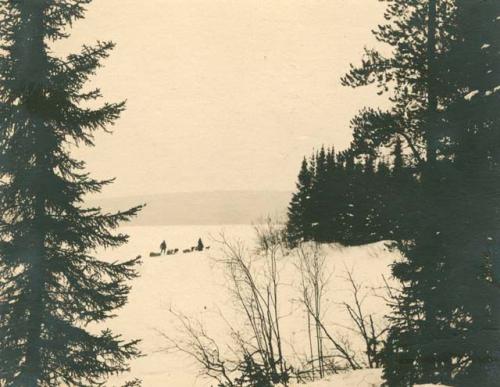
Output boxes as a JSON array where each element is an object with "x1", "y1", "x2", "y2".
[{"x1": 54, "y1": 0, "x2": 388, "y2": 198}]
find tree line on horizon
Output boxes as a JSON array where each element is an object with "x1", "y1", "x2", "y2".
[{"x1": 287, "y1": 0, "x2": 499, "y2": 386}]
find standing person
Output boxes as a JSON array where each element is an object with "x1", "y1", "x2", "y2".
[
  {"x1": 197, "y1": 238, "x2": 204, "y2": 251},
  {"x1": 160, "y1": 240, "x2": 167, "y2": 255}
]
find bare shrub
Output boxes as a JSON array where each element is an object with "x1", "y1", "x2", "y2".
[
  {"x1": 253, "y1": 217, "x2": 288, "y2": 255},
  {"x1": 215, "y1": 232, "x2": 290, "y2": 385},
  {"x1": 161, "y1": 227, "x2": 291, "y2": 386},
  {"x1": 341, "y1": 268, "x2": 387, "y2": 368},
  {"x1": 161, "y1": 225, "x2": 390, "y2": 386},
  {"x1": 294, "y1": 243, "x2": 362, "y2": 378},
  {"x1": 159, "y1": 308, "x2": 238, "y2": 386}
]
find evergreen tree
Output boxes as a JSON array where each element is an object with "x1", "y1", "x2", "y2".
[
  {"x1": 324, "y1": 148, "x2": 342, "y2": 241},
  {"x1": 0, "y1": 1, "x2": 142, "y2": 385},
  {"x1": 388, "y1": 136, "x2": 416, "y2": 240},
  {"x1": 310, "y1": 146, "x2": 331, "y2": 242},
  {"x1": 335, "y1": 151, "x2": 358, "y2": 244},
  {"x1": 435, "y1": 1, "x2": 500, "y2": 384},
  {"x1": 342, "y1": 0, "x2": 459, "y2": 382},
  {"x1": 286, "y1": 158, "x2": 313, "y2": 246},
  {"x1": 391, "y1": 136, "x2": 404, "y2": 176},
  {"x1": 343, "y1": 0, "x2": 500, "y2": 385}
]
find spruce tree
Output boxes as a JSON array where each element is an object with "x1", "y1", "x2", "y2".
[
  {"x1": 388, "y1": 136, "x2": 416, "y2": 240},
  {"x1": 0, "y1": 1, "x2": 142, "y2": 385},
  {"x1": 310, "y1": 146, "x2": 331, "y2": 242},
  {"x1": 435, "y1": 1, "x2": 500, "y2": 384},
  {"x1": 343, "y1": 0, "x2": 500, "y2": 385},
  {"x1": 341, "y1": 0, "x2": 459, "y2": 382},
  {"x1": 324, "y1": 148, "x2": 341, "y2": 241},
  {"x1": 336, "y1": 151, "x2": 358, "y2": 244},
  {"x1": 391, "y1": 137, "x2": 404, "y2": 176},
  {"x1": 286, "y1": 158, "x2": 313, "y2": 246}
]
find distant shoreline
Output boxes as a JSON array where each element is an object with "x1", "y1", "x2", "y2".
[{"x1": 88, "y1": 190, "x2": 292, "y2": 226}]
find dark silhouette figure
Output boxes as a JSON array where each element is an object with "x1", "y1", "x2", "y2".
[
  {"x1": 196, "y1": 238, "x2": 204, "y2": 251},
  {"x1": 160, "y1": 240, "x2": 167, "y2": 255}
]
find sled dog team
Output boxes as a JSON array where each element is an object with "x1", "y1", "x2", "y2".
[{"x1": 149, "y1": 238, "x2": 209, "y2": 257}]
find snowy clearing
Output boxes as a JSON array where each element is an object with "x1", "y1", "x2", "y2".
[{"x1": 95, "y1": 225, "x2": 409, "y2": 386}]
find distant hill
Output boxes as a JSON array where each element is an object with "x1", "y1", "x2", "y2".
[{"x1": 88, "y1": 190, "x2": 292, "y2": 225}]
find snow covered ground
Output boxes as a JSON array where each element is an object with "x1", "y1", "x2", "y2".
[
  {"x1": 290, "y1": 369, "x2": 382, "y2": 387},
  {"x1": 289, "y1": 369, "x2": 450, "y2": 387},
  {"x1": 96, "y1": 225, "x2": 401, "y2": 386}
]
